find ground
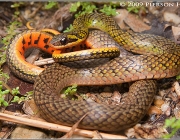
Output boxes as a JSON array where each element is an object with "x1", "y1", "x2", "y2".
[{"x1": 0, "y1": 1, "x2": 180, "y2": 139}]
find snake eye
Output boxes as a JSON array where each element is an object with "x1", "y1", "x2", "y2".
[{"x1": 60, "y1": 37, "x2": 67, "y2": 45}]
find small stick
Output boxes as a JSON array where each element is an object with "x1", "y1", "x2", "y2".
[
  {"x1": 0, "y1": 112, "x2": 127, "y2": 139},
  {"x1": 34, "y1": 58, "x2": 55, "y2": 66}
]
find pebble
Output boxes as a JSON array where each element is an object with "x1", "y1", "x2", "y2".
[{"x1": 10, "y1": 126, "x2": 48, "y2": 139}]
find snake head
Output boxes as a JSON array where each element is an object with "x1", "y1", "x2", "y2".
[{"x1": 50, "y1": 29, "x2": 88, "y2": 49}]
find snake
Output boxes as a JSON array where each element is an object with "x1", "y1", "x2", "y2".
[
  {"x1": 6, "y1": 28, "x2": 120, "y2": 83},
  {"x1": 7, "y1": 13, "x2": 180, "y2": 131}
]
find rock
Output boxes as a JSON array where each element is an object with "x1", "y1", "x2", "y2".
[
  {"x1": 70, "y1": 134, "x2": 90, "y2": 139},
  {"x1": 10, "y1": 125, "x2": 48, "y2": 139}
]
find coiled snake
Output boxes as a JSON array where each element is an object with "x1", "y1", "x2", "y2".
[{"x1": 7, "y1": 13, "x2": 180, "y2": 131}]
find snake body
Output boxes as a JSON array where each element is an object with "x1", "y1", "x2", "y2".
[
  {"x1": 6, "y1": 29, "x2": 121, "y2": 83},
  {"x1": 33, "y1": 13, "x2": 180, "y2": 131},
  {"x1": 6, "y1": 13, "x2": 180, "y2": 131}
]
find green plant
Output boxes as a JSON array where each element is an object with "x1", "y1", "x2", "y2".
[
  {"x1": 0, "y1": 82, "x2": 33, "y2": 106},
  {"x1": 11, "y1": 2, "x2": 25, "y2": 19},
  {"x1": 163, "y1": 117, "x2": 180, "y2": 138},
  {"x1": 0, "y1": 2, "x2": 33, "y2": 107},
  {"x1": 63, "y1": 24, "x2": 74, "y2": 32},
  {"x1": 176, "y1": 75, "x2": 180, "y2": 80},
  {"x1": 1, "y1": 2, "x2": 22, "y2": 67},
  {"x1": 11, "y1": 2, "x2": 25, "y2": 8},
  {"x1": 63, "y1": 85, "x2": 78, "y2": 96},
  {"x1": 0, "y1": 81, "x2": 9, "y2": 107},
  {"x1": 70, "y1": 2, "x2": 97, "y2": 18},
  {"x1": 126, "y1": 2, "x2": 146, "y2": 14},
  {"x1": 0, "y1": 69, "x2": 9, "y2": 83},
  {"x1": 70, "y1": 2, "x2": 119, "y2": 18},
  {"x1": 11, "y1": 91, "x2": 33, "y2": 104},
  {"x1": 0, "y1": 21, "x2": 22, "y2": 67},
  {"x1": 127, "y1": 6, "x2": 140, "y2": 13},
  {"x1": 0, "y1": 70, "x2": 33, "y2": 106},
  {"x1": 100, "y1": 4, "x2": 118, "y2": 16},
  {"x1": 44, "y1": 1, "x2": 58, "y2": 9},
  {"x1": 66, "y1": 2, "x2": 119, "y2": 32}
]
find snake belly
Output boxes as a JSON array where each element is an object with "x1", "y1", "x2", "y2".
[
  {"x1": 6, "y1": 29, "x2": 122, "y2": 83},
  {"x1": 33, "y1": 13, "x2": 180, "y2": 131}
]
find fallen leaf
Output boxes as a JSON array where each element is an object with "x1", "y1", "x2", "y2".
[
  {"x1": 172, "y1": 26, "x2": 180, "y2": 44},
  {"x1": 22, "y1": 99, "x2": 41, "y2": 117},
  {"x1": 124, "y1": 13, "x2": 151, "y2": 32},
  {"x1": 132, "y1": 123, "x2": 168, "y2": 139},
  {"x1": 164, "y1": 12, "x2": 180, "y2": 25},
  {"x1": 114, "y1": 9, "x2": 129, "y2": 30},
  {"x1": 114, "y1": 9, "x2": 151, "y2": 32}
]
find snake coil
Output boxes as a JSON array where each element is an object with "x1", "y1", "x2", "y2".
[{"x1": 7, "y1": 13, "x2": 180, "y2": 131}]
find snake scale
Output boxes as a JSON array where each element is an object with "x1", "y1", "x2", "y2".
[{"x1": 7, "y1": 13, "x2": 180, "y2": 131}]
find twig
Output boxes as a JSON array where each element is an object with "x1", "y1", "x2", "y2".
[
  {"x1": 26, "y1": 49, "x2": 41, "y2": 64},
  {"x1": 34, "y1": 58, "x2": 55, "y2": 66},
  {"x1": 0, "y1": 111, "x2": 127, "y2": 139}
]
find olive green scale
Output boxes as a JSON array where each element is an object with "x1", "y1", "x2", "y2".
[{"x1": 33, "y1": 13, "x2": 180, "y2": 131}]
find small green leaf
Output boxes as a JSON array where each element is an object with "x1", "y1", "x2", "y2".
[
  {"x1": 164, "y1": 117, "x2": 176, "y2": 127},
  {"x1": 176, "y1": 75, "x2": 180, "y2": 80},
  {"x1": 3, "y1": 101, "x2": 8, "y2": 107},
  {"x1": 44, "y1": 1, "x2": 58, "y2": 9},
  {"x1": 63, "y1": 85, "x2": 77, "y2": 96},
  {"x1": 26, "y1": 91, "x2": 33, "y2": 96},
  {"x1": 0, "y1": 98, "x2": 4, "y2": 102},
  {"x1": 12, "y1": 87, "x2": 20, "y2": 96},
  {"x1": 64, "y1": 24, "x2": 74, "y2": 33},
  {"x1": 2, "y1": 90, "x2": 10, "y2": 95},
  {"x1": 70, "y1": 2, "x2": 81, "y2": 12},
  {"x1": 163, "y1": 117, "x2": 180, "y2": 138},
  {"x1": 100, "y1": 4, "x2": 118, "y2": 16},
  {"x1": 11, "y1": 96, "x2": 20, "y2": 103}
]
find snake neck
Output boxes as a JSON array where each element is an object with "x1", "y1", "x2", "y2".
[
  {"x1": 72, "y1": 13, "x2": 180, "y2": 55},
  {"x1": 73, "y1": 13, "x2": 125, "y2": 44}
]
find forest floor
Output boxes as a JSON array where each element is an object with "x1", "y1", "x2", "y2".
[{"x1": 0, "y1": 1, "x2": 180, "y2": 139}]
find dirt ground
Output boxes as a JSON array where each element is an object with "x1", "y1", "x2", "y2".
[{"x1": 0, "y1": 1, "x2": 180, "y2": 139}]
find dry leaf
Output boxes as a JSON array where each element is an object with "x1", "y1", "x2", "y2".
[
  {"x1": 115, "y1": 9, "x2": 151, "y2": 32},
  {"x1": 164, "y1": 12, "x2": 180, "y2": 25},
  {"x1": 22, "y1": 99, "x2": 41, "y2": 117},
  {"x1": 172, "y1": 26, "x2": 180, "y2": 44},
  {"x1": 124, "y1": 13, "x2": 151, "y2": 32},
  {"x1": 174, "y1": 103, "x2": 180, "y2": 119},
  {"x1": 173, "y1": 81, "x2": 180, "y2": 98},
  {"x1": 114, "y1": 9, "x2": 129, "y2": 30},
  {"x1": 132, "y1": 123, "x2": 168, "y2": 139}
]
